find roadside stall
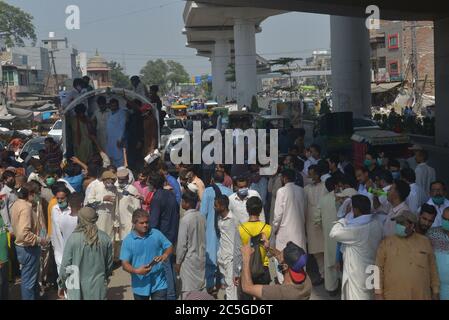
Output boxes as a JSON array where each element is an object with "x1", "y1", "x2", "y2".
[{"x1": 351, "y1": 129, "x2": 411, "y2": 168}]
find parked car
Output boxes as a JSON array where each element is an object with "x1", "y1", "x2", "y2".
[
  {"x1": 48, "y1": 120, "x2": 63, "y2": 139},
  {"x1": 22, "y1": 136, "x2": 61, "y2": 159}
]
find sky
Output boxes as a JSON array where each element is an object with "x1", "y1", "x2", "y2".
[{"x1": 5, "y1": 0, "x2": 330, "y2": 77}]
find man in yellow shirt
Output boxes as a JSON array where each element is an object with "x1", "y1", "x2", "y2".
[{"x1": 235, "y1": 197, "x2": 271, "y2": 300}]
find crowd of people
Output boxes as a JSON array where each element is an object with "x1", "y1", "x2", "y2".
[{"x1": 0, "y1": 87, "x2": 448, "y2": 301}]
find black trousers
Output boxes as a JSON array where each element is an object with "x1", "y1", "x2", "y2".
[{"x1": 0, "y1": 263, "x2": 8, "y2": 300}]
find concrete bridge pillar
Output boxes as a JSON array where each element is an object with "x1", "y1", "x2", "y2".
[
  {"x1": 330, "y1": 16, "x2": 371, "y2": 118},
  {"x1": 434, "y1": 18, "x2": 449, "y2": 147},
  {"x1": 212, "y1": 38, "x2": 232, "y2": 104},
  {"x1": 234, "y1": 18, "x2": 257, "y2": 108}
]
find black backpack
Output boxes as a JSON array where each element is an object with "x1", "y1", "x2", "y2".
[{"x1": 240, "y1": 223, "x2": 267, "y2": 281}]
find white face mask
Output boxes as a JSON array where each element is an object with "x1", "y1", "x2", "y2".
[{"x1": 104, "y1": 182, "x2": 114, "y2": 189}]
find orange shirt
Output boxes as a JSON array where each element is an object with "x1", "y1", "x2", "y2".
[{"x1": 47, "y1": 197, "x2": 58, "y2": 235}]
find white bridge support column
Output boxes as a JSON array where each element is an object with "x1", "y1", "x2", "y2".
[
  {"x1": 212, "y1": 39, "x2": 232, "y2": 105},
  {"x1": 234, "y1": 18, "x2": 257, "y2": 108},
  {"x1": 330, "y1": 16, "x2": 371, "y2": 118},
  {"x1": 434, "y1": 18, "x2": 449, "y2": 147}
]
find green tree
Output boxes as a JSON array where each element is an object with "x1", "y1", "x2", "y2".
[
  {"x1": 0, "y1": 1, "x2": 36, "y2": 46},
  {"x1": 166, "y1": 60, "x2": 190, "y2": 86},
  {"x1": 108, "y1": 61, "x2": 130, "y2": 89},
  {"x1": 140, "y1": 59, "x2": 190, "y2": 94}
]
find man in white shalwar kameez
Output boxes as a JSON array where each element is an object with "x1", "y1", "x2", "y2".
[
  {"x1": 85, "y1": 171, "x2": 118, "y2": 243},
  {"x1": 272, "y1": 169, "x2": 306, "y2": 283},
  {"x1": 268, "y1": 171, "x2": 283, "y2": 226},
  {"x1": 314, "y1": 177, "x2": 339, "y2": 293},
  {"x1": 304, "y1": 165, "x2": 327, "y2": 282},
  {"x1": 115, "y1": 169, "x2": 141, "y2": 240},
  {"x1": 330, "y1": 195, "x2": 384, "y2": 300}
]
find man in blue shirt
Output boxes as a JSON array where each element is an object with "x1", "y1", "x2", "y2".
[
  {"x1": 159, "y1": 163, "x2": 182, "y2": 205},
  {"x1": 120, "y1": 209, "x2": 173, "y2": 300},
  {"x1": 200, "y1": 170, "x2": 233, "y2": 295},
  {"x1": 148, "y1": 172, "x2": 180, "y2": 300}
]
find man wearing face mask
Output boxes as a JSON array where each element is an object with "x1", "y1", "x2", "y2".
[
  {"x1": 85, "y1": 171, "x2": 118, "y2": 243},
  {"x1": 427, "y1": 207, "x2": 449, "y2": 300},
  {"x1": 115, "y1": 169, "x2": 141, "y2": 244},
  {"x1": 200, "y1": 171, "x2": 232, "y2": 295},
  {"x1": 424, "y1": 181, "x2": 449, "y2": 228},
  {"x1": 229, "y1": 176, "x2": 265, "y2": 225},
  {"x1": 375, "y1": 211, "x2": 440, "y2": 300},
  {"x1": 240, "y1": 241, "x2": 312, "y2": 300},
  {"x1": 383, "y1": 180, "x2": 411, "y2": 237},
  {"x1": 363, "y1": 151, "x2": 381, "y2": 181},
  {"x1": 388, "y1": 158, "x2": 401, "y2": 181},
  {"x1": 11, "y1": 183, "x2": 49, "y2": 299},
  {"x1": 51, "y1": 187, "x2": 77, "y2": 273}
]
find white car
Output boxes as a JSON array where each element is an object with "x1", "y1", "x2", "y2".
[
  {"x1": 163, "y1": 130, "x2": 189, "y2": 161},
  {"x1": 48, "y1": 120, "x2": 63, "y2": 139}
]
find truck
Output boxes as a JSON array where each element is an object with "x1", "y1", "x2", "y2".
[{"x1": 62, "y1": 87, "x2": 161, "y2": 161}]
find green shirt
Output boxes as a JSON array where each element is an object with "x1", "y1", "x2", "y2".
[
  {"x1": 0, "y1": 215, "x2": 8, "y2": 264},
  {"x1": 58, "y1": 230, "x2": 113, "y2": 300}
]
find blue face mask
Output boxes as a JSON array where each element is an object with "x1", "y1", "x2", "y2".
[
  {"x1": 377, "y1": 158, "x2": 383, "y2": 166},
  {"x1": 364, "y1": 159, "x2": 373, "y2": 168},
  {"x1": 237, "y1": 188, "x2": 249, "y2": 199},
  {"x1": 432, "y1": 196, "x2": 445, "y2": 206},
  {"x1": 395, "y1": 223, "x2": 408, "y2": 237},
  {"x1": 441, "y1": 219, "x2": 449, "y2": 232},
  {"x1": 58, "y1": 201, "x2": 68, "y2": 210},
  {"x1": 391, "y1": 171, "x2": 400, "y2": 180}
]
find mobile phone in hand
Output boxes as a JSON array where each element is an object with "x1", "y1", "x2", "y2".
[{"x1": 145, "y1": 259, "x2": 158, "y2": 269}]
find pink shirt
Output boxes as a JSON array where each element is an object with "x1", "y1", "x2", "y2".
[{"x1": 133, "y1": 182, "x2": 150, "y2": 211}]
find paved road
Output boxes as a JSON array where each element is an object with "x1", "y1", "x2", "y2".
[{"x1": 9, "y1": 263, "x2": 338, "y2": 300}]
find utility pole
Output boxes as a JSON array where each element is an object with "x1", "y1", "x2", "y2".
[
  {"x1": 410, "y1": 21, "x2": 419, "y2": 107},
  {"x1": 49, "y1": 50, "x2": 59, "y2": 95}
]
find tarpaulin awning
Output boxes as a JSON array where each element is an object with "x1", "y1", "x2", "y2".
[
  {"x1": 5, "y1": 105, "x2": 34, "y2": 120},
  {"x1": 351, "y1": 129, "x2": 410, "y2": 146},
  {"x1": 0, "y1": 105, "x2": 16, "y2": 121},
  {"x1": 371, "y1": 82, "x2": 402, "y2": 94}
]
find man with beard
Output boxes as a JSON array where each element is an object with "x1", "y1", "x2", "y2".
[{"x1": 416, "y1": 204, "x2": 438, "y2": 235}]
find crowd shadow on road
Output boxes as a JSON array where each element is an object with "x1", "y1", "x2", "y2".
[{"x1": 107, "y1": 285, "x2": 129, "y2": 300}]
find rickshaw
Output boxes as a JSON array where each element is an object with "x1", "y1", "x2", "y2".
[
  {"x1": 255, "y1": 115, "x2": 290, "y2": 129},
  {"x1": 228, "y1": 111, "x2": 255, "y2": 130},
  {"x1": 186, "y1": 110, "x2": 214, "y2": 129},
  {"x1": 170, "y1": 104, "x2": 188, "y2": 120},
  {"x1": 205, "y1": 100, "x2": 219, "y2": 112}
]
